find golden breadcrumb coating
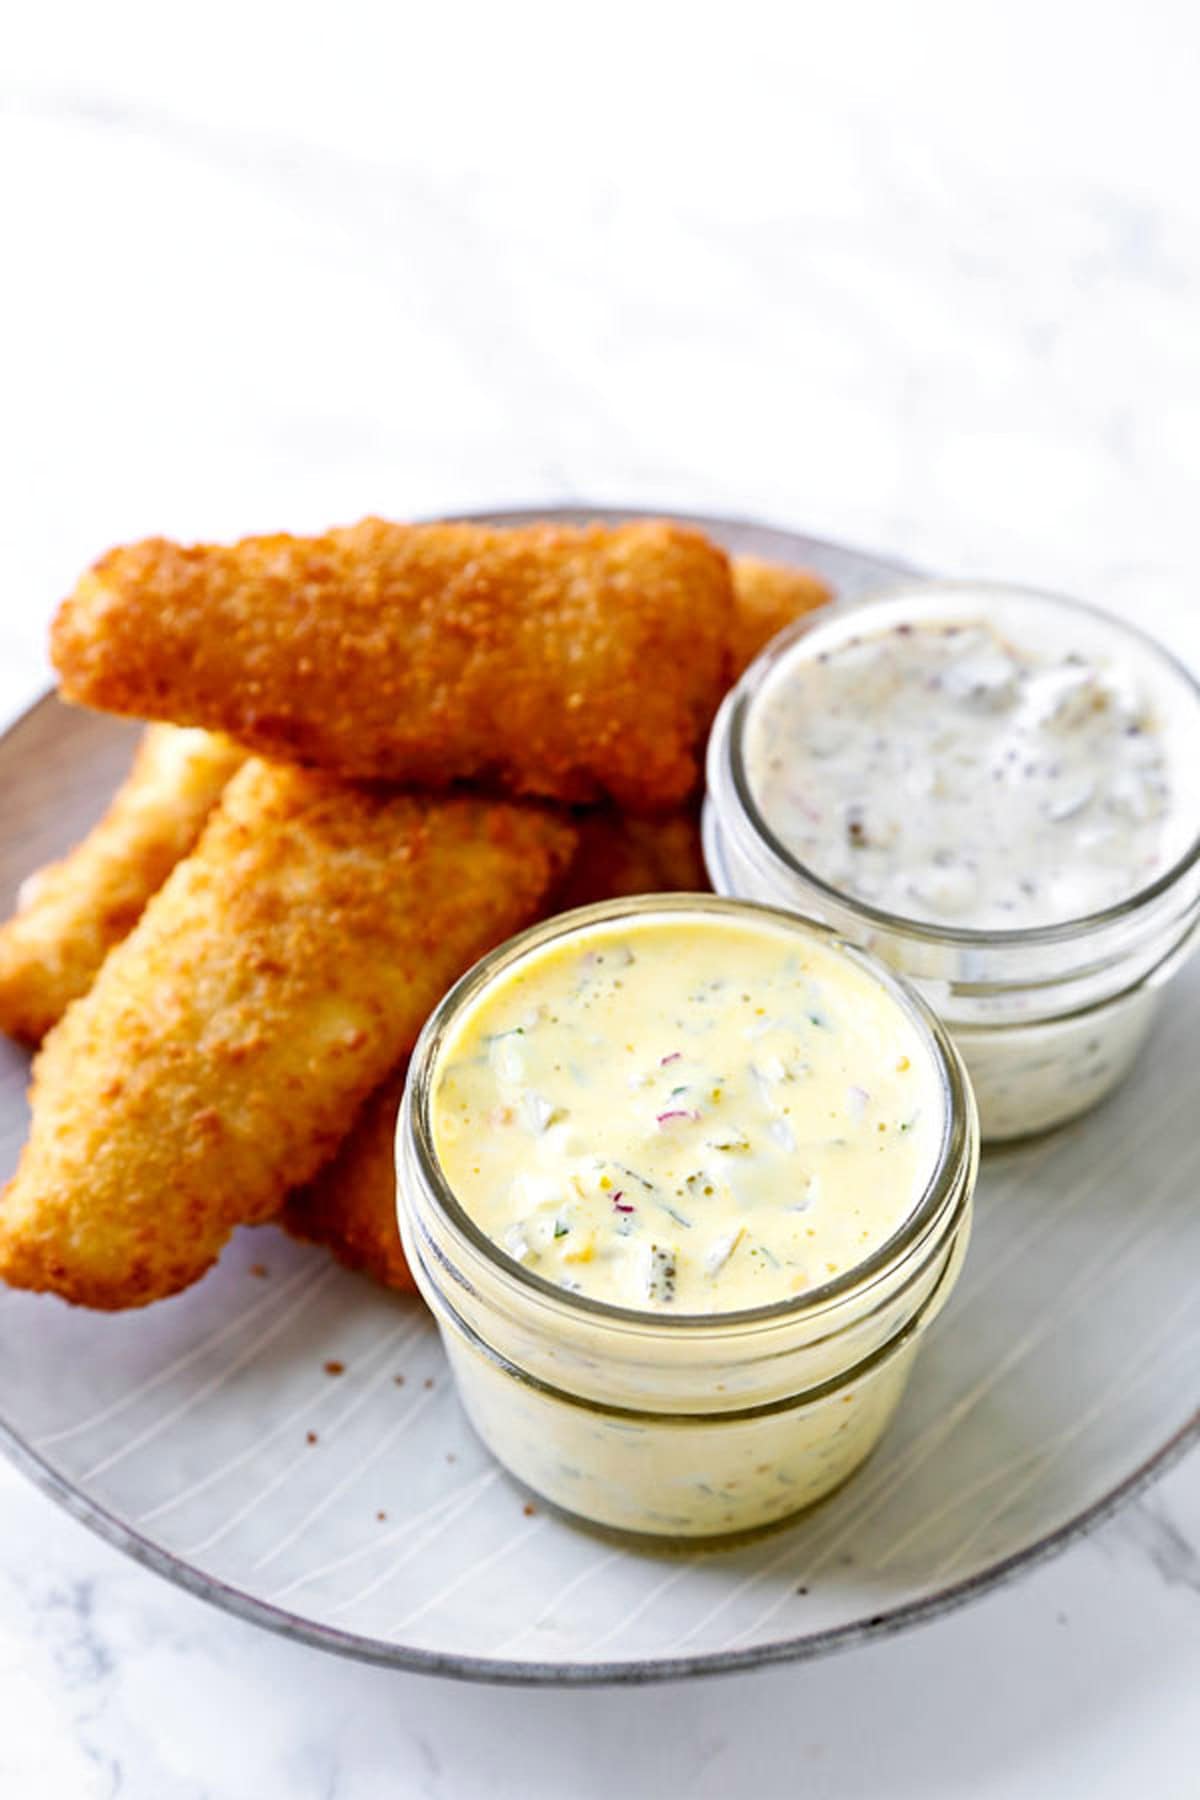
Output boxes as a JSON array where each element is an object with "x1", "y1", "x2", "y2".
[
  {"x1": 51, "y1": 519, "x2": 734, "y2": 813},
  {"x1": 273, "y1": 541, "x2": 833, "y2": 1296},
  {"x1": 281, "y1": 1068, "x2": 416, "y2": 1292},
  {"x1": 729, "y1": 555, "x2": 832, "y2": 673},
  {"x1": 0, "y1": 726, "x2": 244, "y2": 1045},
  {"x1": 555, "y1": 805, "x2": 708, "y2": 911},
  {"x1": 0, "y1": 762, "x2": 576, "y2": 1309},
  {"x1": 2, "y1": 553, "x2": 820, "y2": 1053},
  {"x1": 9, "y1": 540, "x2": 824, "y2": 1303},
  {"x1": 279, "y1": 798, "x2": 713, "y2": 1295}
]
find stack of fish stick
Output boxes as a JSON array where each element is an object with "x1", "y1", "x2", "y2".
[{"x1": 0, "y1": 517, "x2": 830, "y2": 1309}]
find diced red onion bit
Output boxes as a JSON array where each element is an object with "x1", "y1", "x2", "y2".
[
  {"x1": 656, "y1": 1109, "x2": 701, "y2": 1127},
  {"x1": 612, "y1": 1192, "x2": 636, "y2": 1214},
  {"x1": 660, "y1": 1051, "x2": 683, "y2": 1066}
]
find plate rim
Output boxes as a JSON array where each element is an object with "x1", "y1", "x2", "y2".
[
  {"x1": 2, "y1": 1381, "x2": 1194, "y2": 1688},
  {"x1": 1, "y1": 505, "x2": 1195, "y2": 1686}
]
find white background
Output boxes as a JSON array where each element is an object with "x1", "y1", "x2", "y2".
[{"x1": 2, "y1": 4, "x2": 1199, "y2": 1794}]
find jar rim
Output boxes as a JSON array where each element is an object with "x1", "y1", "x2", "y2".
[
  {"x1": 400, "y1": 894, "x2": 976, "y2": 1336},
  {"x1": 420, "y1": 1213, "x2": 962, "y2": 1422},
  {"x1": 716, "y1": 578, "x2": 1200, "y2": 952}
]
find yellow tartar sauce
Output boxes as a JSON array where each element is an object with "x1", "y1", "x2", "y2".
[{"x1": 430, "y1": 910, "x2": 943, "y2": 1314}]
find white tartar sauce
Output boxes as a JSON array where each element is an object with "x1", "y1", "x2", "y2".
[{"x1": 745, "y1": 618, "x2": 1175, "y2": 929}]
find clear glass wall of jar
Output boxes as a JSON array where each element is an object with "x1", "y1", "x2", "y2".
[
  {"x1": 397, "y1": 897, "x2": 978, "y2": 1539},
  {"x1": 704, "y1": 584, "x2": 1200, "y2": 1143}
]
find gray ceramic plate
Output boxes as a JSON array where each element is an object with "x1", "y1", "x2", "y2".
[{"x1": 1, "y1": 510, "x2": 1196, "y2": 1686}]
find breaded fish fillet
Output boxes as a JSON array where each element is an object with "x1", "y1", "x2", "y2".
[
  {"x1": 276, "y1": 554, "x2": 832, "y2": 1295},
  {"x1": 2, "y1": 552, "x2": 821, "y2": 1053},
  {"x1": 0, "y1": 726, "x2": 244, "y2": 1045},
  {"x1": 282, "y1": 1068, "x2": 416, "y2": 1292},
  {"x1": 729, "y1": 555, "x2": 832, "y2": 673},
  {"x1": 554, "y1": 805, "x2": 708, "y2": 911},
  {"x1": 51, "y1": 519, "x2": 734, "y2": 812},
  {"x1": 0, "y1": 763, "x2": 576, "y2": 1309},
  {"x1": 280, "y1": 800, "x2": 714, "y2": 1294}
]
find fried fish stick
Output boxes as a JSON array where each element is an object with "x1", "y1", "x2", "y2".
[
  {"x1": 281, "y1": 801, "x2": 713, "y2": 1294},
  {"x1": 282, "y1": 1068, "x2": 416, "y2": 1291},
  {"x1": 541, "y1": 554, "x2": 831, "y2": 911},
  {"x1": 0, "y1": 555, "x2": 824, "y2": 1055},
  {"x1": 729, "y1": 555, "x2": 832, "y2": 673},
  {"x1": 0, "y1": 763, "x2": 576, "y2": 1309},
  {"x1": 554, "y1": 805, "x2": 708, "y2": 911},
  {"x1": 0, "y1": 726, "x2": 244, "y2": 1045},
  {"x1": 51, "y1": 519, "x2": 734, "y2": 812}
]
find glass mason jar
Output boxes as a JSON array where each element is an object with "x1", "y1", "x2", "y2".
[
  {"x1": 704, "y1": 583, "x2": 1200, "y2": 1143},
  {"x1": 397, "y1": 896, "x2": 977, "y2": 1540}
]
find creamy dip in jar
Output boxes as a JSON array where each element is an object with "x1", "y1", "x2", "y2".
[
  {"x1": 704, "y1": 583, "x2": 1200, "y2": 1141},
  {"x1": 746, "y1": 618, "x2": 1177, "y2": 931},
  {"x1": 398, "y1": 897, "x2": 976, "y2": 1538},
  {"x1": 431, "y1": 910, "x2": 944, "y2": 1312}
]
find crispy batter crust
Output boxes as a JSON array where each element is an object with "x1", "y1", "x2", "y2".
[
  {"x1": 0, "y1": 726, "x2": 244, "y2": 1045},
  {"x1": 729, "y1": 555, "x2": 832, "y2": 673},
  {"x1": 266, "y1": 542, "x2": 833, "y2": 1294},
  {"x1": 0, "y1": 762, "x2": 576, "y2": 1308},
  {"x1": 281, "y1": 1069, "x2": 415, "y2": 1292},
  {"x1": 279, "y1": 800, "x2": 713, "y2": 1294},
  {"x1": 555, "y1": 805, "x2": 708, "y2": 911},
  {"x1": 4, "y1": 553, "x2": 817, "y2": 1053},
  {"x1": 10, "y1": 544, "x2": 825, "y2": 1304},
  {"x1": 51, "y1": 519, "x2": 734, "y2": 812}
]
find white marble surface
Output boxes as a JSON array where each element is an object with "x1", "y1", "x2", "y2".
[{"x1": 2, "y1": 3, "x2": 1199, "y2": 1792}]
